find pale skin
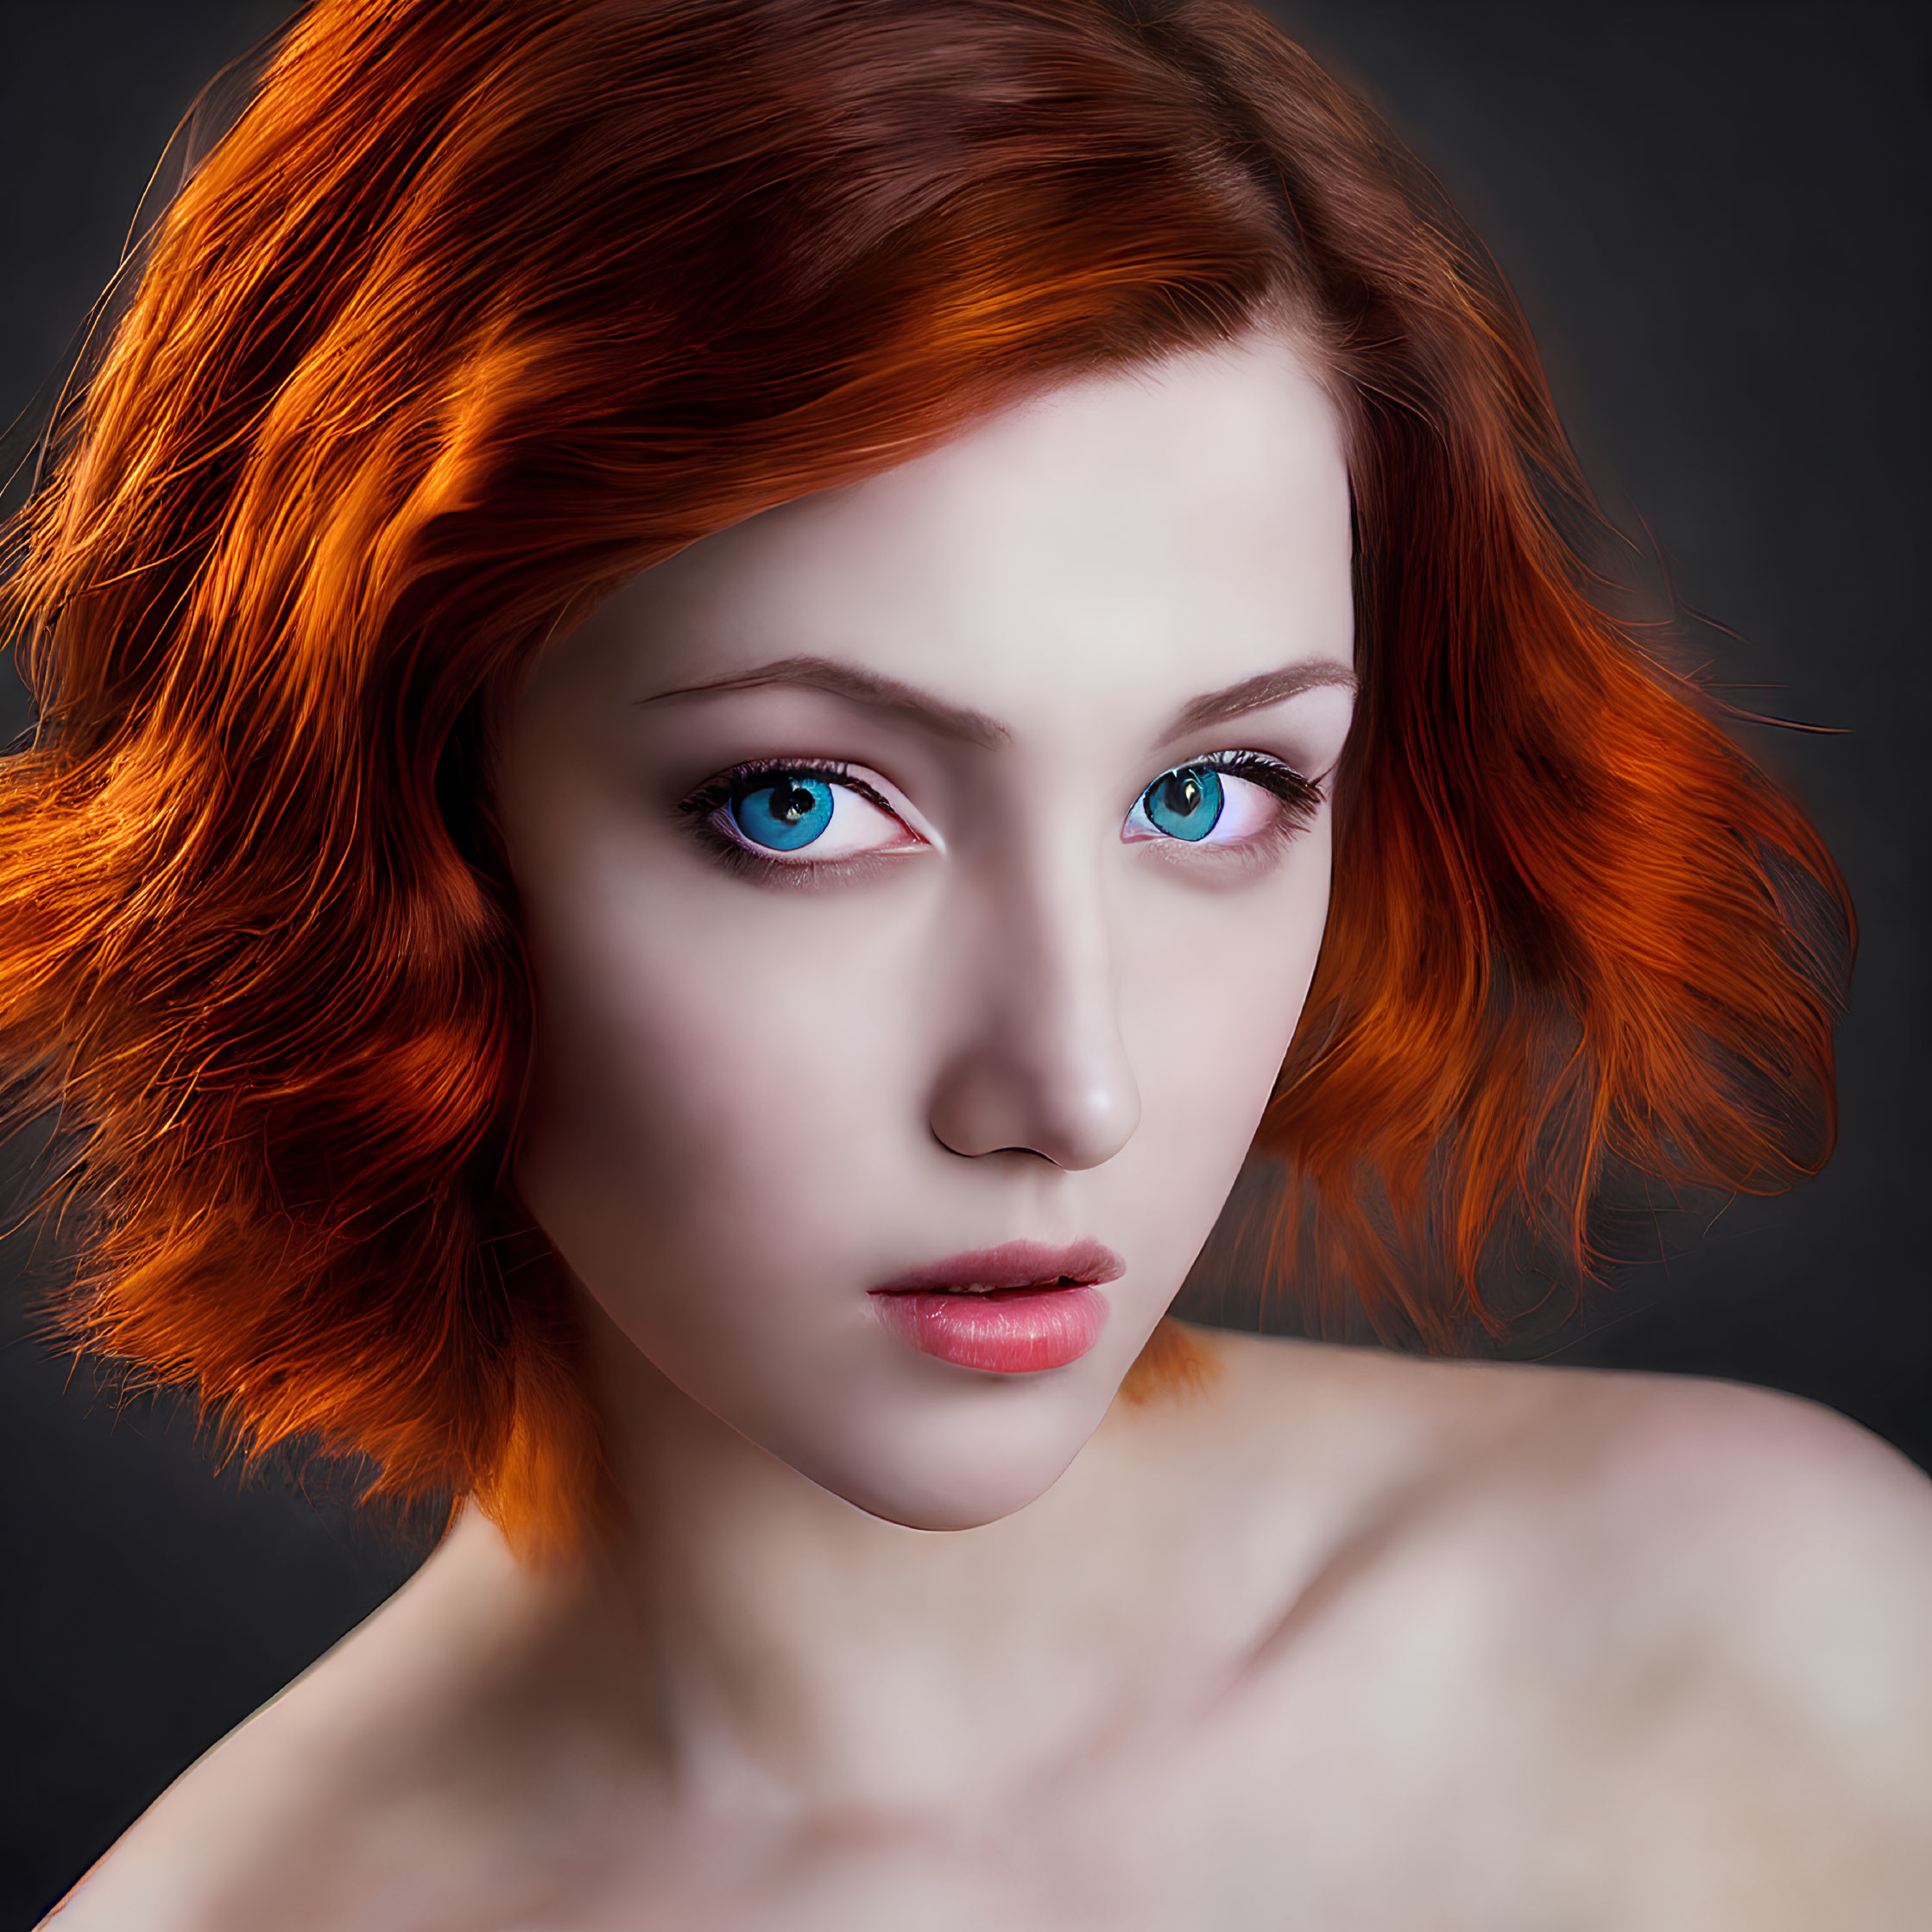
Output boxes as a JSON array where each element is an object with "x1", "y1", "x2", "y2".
[{"x1": 54, "y1": 334, "x2": 1932, "y2": 1931}]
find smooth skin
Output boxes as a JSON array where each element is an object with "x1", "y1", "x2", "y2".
[{"x1": 54, "y1": 334, "x2": 1932, "y2": 1931}]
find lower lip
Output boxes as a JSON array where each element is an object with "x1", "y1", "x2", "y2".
[{"x1": 871, "y1": 1285, "x2": 1108, "y2": 1373}]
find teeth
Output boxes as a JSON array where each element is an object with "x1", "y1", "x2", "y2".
[{"x1": 941, "y1": 1282, "x2": 1066, "y2": 1294}]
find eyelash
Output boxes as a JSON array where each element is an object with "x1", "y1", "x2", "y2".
[
  {"x1": 1174, "y1": 748, "x2": 1323, "y2": 820},
  {"x1": 673, "y1": 748, "x2": 1324, "y2": 881}
]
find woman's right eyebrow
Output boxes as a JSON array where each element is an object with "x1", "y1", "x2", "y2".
[{"x1": 636, "y1": 654, "x2": 1009, "y2": 748}]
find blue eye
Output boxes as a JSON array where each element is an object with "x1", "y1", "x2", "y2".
[
  {"x1": 683, "y1": 759, "x2": 928, "y2": 872},
  {"x1": 1140, "y1": 766, "x2": 1224, "y2": 842},
  {"x1": 730, "y1": 776, "x2": 835, "y2": 850}
]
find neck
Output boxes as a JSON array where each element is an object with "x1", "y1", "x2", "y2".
[{"x1": 434, "y1": 1320, "x2": 1247, "y2": 1815}]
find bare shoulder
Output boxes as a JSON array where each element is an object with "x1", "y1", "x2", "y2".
[
  {"x1": 1195, "y1": 1322, "x2": 1932, "y2": 1617},
  {"x1": 1503, "y1": 1366, "x2": 1932, "y2": 1919},
  {"x1": 43, "y1": 1609, "x2": 436, "y2": 1932},
  {"x1": 41, "y1": 1651, "x2": 372, "y2": 1931},
  {"x1": 1487, "y1": 1359, "x2": 1932, "y2": 1687},
  {"x1": 43, "y1": 1521, "x2": 595, "y2": 1932},
  {"x1": 1196, "y1": 1328, "x2": 1932, "y2": 1919},
  {"x1": 1249, "y1": 1325, "x2": 1932, "y2": 1695},
  {"x1": 1554, "y1": 1366, "x2": 1932, "y2": 1758}
]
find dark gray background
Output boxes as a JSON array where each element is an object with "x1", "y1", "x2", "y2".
[{"x1": 3, "y1": 3, "x2": 1926, "y2": 1923}]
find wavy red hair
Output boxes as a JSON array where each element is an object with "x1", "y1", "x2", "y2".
[{"x1": 0, "y1": 0, "x2": 1848, "y2": 1557}]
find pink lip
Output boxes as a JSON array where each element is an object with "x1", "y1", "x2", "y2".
[
  {"x1": 870, "y1": 1240, "x2": 1121, "y2": 1374},
  {"x1": 874, "y1": 1239, "x2": 1124, "y2": 1294}
]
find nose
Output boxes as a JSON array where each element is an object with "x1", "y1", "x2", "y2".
[{"x1": 926, "y1": 863, "x2": 1141, "y2": 1171}]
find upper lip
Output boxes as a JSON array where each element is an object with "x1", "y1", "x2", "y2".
[{"x1": 873, "y1": 1238, "x2": 1125, "y2": 1294}]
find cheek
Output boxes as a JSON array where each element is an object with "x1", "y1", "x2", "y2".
[
  {"x1": 514, "y1": 865, "x2": 925, "y2": 1304},
  {"x1": 1117, "y1": 827, "x2": 1330, "y2": 1193}
]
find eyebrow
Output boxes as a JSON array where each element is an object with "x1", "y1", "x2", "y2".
[
  {"x1": 638, "y1": 654, "x2": 1008, "y2": 748},
  {"x1": 638, "y1": 652, "x2": 1355, "y2": 749},
  {"x1": 1165, "y1": 661, "x2": 1357, "y2": 737}
]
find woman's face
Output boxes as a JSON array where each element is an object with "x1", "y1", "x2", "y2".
[{"x1": 496, "y1": 331, "x2": 1354, "y2": 1530}]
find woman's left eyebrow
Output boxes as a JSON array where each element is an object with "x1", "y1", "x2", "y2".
[{"x1": 1165, "y1": 661, "x2": 1357, "y2": 737}]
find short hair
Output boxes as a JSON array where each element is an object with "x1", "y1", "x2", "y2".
[{"x1": 0, "y1": 0, "x2": 1848, "y2": 1556}]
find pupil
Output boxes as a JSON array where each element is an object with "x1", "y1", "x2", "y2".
[{"x1": 773, "y1": 780, "x2": 815, "y2": 824}]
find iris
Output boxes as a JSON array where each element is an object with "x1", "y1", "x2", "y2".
[
  {"x1": 1141, "y1": 766, "x2": 1224, "y2": 841},
  {"x1": 731, "y1": 775, "x2": 835, "y2": 851}
]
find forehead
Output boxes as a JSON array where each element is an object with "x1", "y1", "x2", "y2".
[{"x1": 577, "y1": 330, "x2": 1354, "y2": 723}]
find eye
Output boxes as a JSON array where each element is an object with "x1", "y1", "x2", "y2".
[
  {"x1": 680, "y1": 760, "x2": 926, "y2": 870},
  {"x1": 1123, "y1": 753, "x2": 1316, "y2": 847}
]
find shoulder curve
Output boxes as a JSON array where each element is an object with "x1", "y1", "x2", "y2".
[
  {"x1": 1200, "y1": 1335, "x2": 1932, "y2": 1659},
  {"x1": 1175, "y1": 1326, "x2": 1932, "y2": 1533},
  {"x1": 1575, "y1": 1376, "x2": 1932, "y2": 1893},
  {"x1": 1446, "y1": 1362, "x2": 1932, "y2": 1607},
  {"x1": 1568, "y1": 1368, "x2": 1932, "y2": 1546},
  {"x1": 1516, "y1": 1370, "x2": 1932, "y2": 1770},
  {"x1": 35, "y1": 1553, "x2": 460, "y2": 1932},
  {"x1": 1157, "y1": 1337, "x2": 1932, "y2": 1897},
  {"x1": 35, "y1": 1695, "x2": 359, "y2": 1932}
]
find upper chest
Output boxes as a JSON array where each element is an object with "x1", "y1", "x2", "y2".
[{"x1": 565, "y1": 1563, "x2": 1693, "y2": 1932}]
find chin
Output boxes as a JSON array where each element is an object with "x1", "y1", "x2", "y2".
[
  {"x1": 772, "y1": 1386, "x2": 1108, "y2": 1533},
  {"x1": 842, "y1": 1475, "x2": 1064, "y2": 1535}
]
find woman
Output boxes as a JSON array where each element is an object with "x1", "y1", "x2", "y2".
[{"x1": 7, "y1": 0, "x2": 1929, "y2": 1924}]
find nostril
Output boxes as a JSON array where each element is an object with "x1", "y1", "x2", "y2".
[{"x1": 927, "y1": 1047, "x2": 1140, "y2": 1171}]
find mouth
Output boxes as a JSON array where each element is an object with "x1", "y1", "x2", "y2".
[
  {"x1": 870, "y1": 1239, "x2": 1121, "y2": 1373},
  {"x1": 874, "y1": 1237, "x2": 1125, "y2": 1295}
]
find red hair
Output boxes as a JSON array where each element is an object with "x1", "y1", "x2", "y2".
[{"x1": 0, "y1": 0, "x2": 1848, "y2": 1556}]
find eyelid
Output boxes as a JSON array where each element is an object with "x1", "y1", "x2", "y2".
[{"x1": 1151, "y1": 747, "x2": 1323, "y2": 807}]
